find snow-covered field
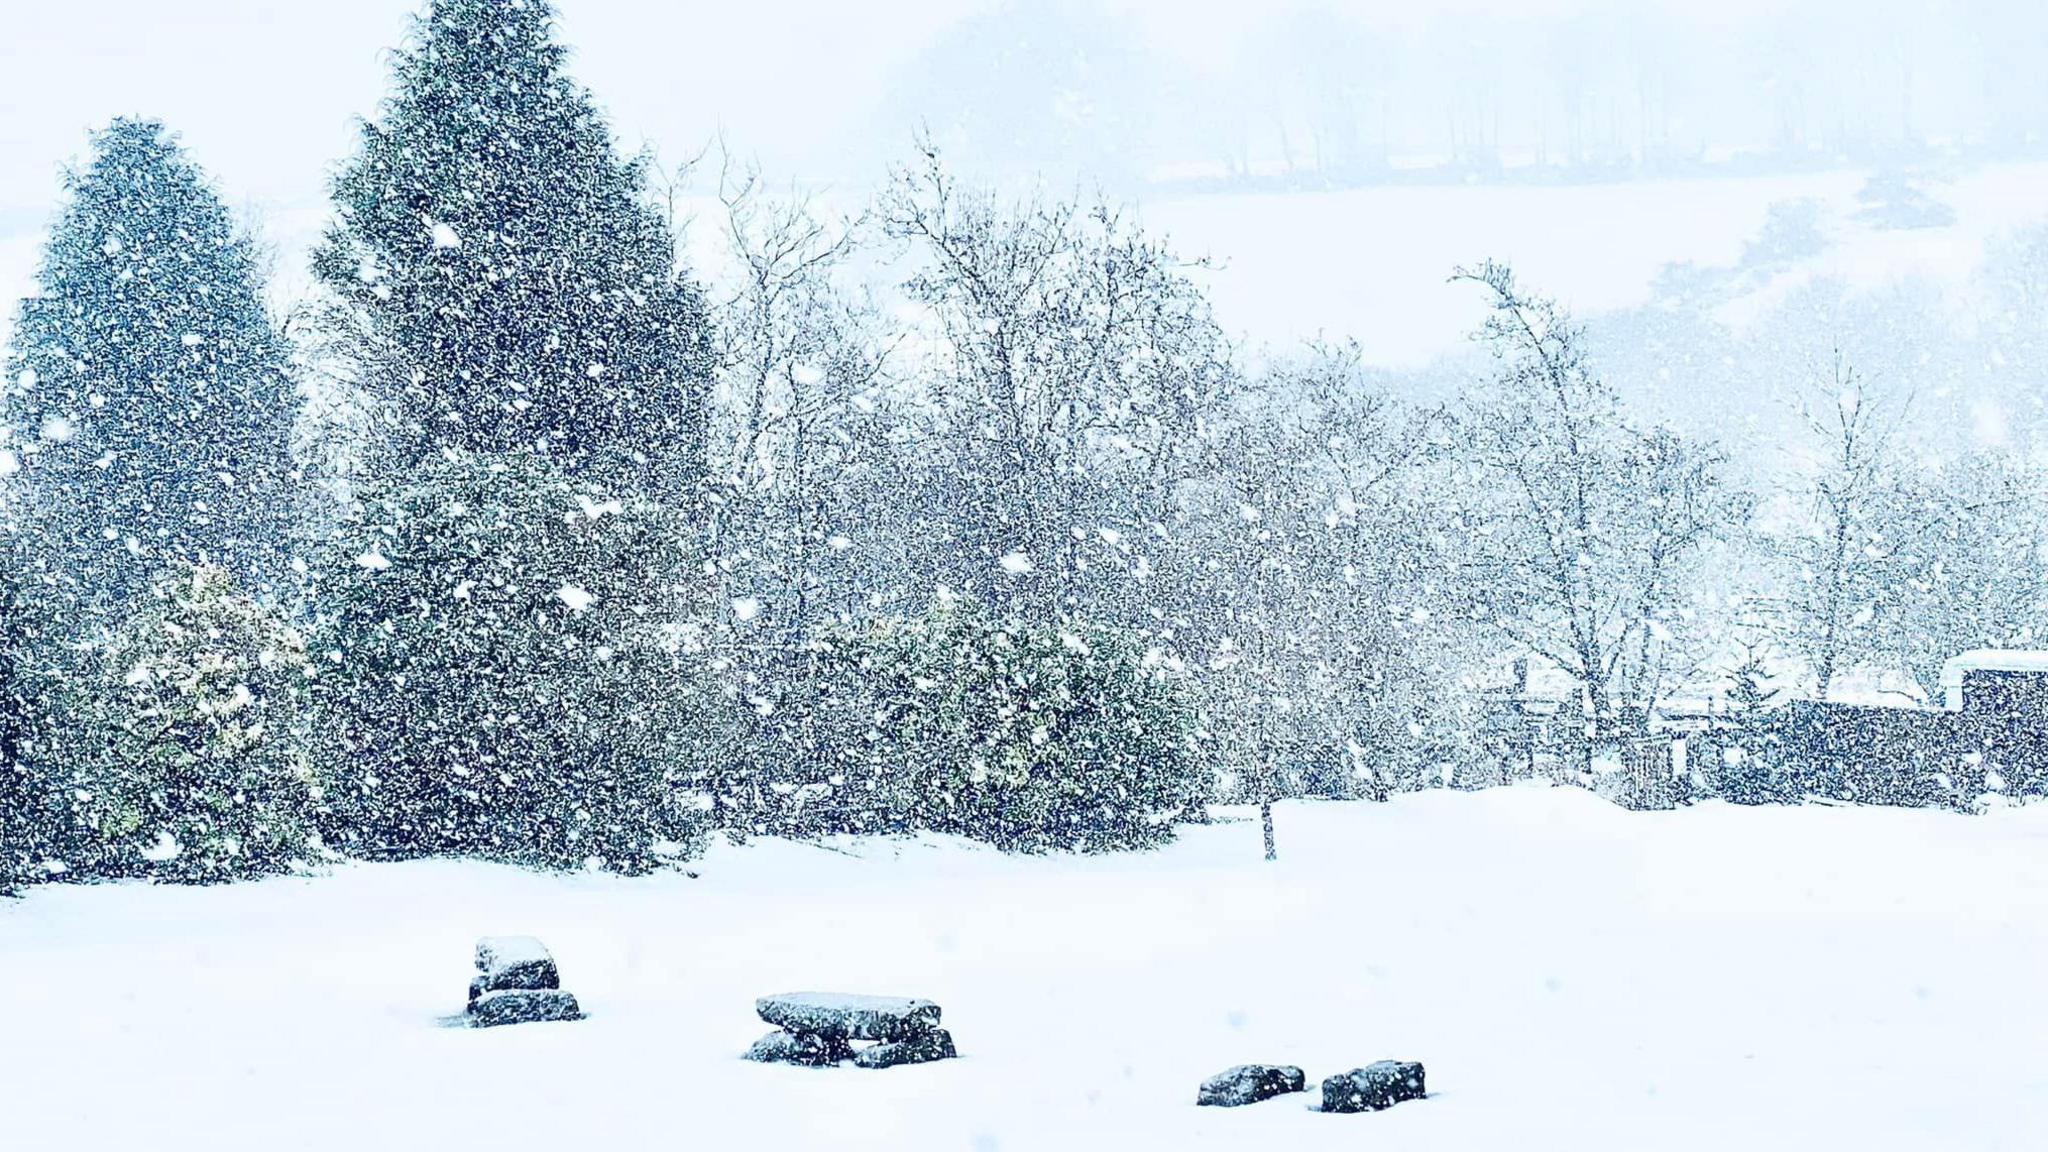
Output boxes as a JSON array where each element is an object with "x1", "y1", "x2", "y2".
[
  {"x1": 4, "y1": 786, "x2": 2047, "y2": 1151},
  {"x1": 1149, "y1": 162, "x2": 2048, "y2": 363}
]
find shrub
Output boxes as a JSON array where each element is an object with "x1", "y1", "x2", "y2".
[
  {"x1": 45, "y1": 563, "x2": 321, "y2": 883},
  {"x1": 818, "y1": 601, "x2": 1208, "y2": 851},
  {"x1": 307, "y1": 451, "x2": 715, "y2": 872}
]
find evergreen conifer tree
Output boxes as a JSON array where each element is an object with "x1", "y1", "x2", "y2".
[
  {"x1": 3, "y1": 119, "x2": 299, "y2": 610},
  {"x1": 311, "y1": 0, "x2": 712, "y2": 499},
  {"x1": 0, "y1": 539, "x2": 32, "y2": 892}
]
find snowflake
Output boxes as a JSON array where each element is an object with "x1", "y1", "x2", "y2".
[{"x1": 140, "y1": 830, "x2": 182, "y2": 863}]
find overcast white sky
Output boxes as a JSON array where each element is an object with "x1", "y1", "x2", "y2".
[
  {"x1": 0, "y1": 0, "x2": 971, "y2": 213},
  {"x1": 0, "y1": 0, "x2": 1794, "y2": 219}
]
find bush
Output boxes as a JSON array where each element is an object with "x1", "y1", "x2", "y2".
[
  {"x1": 0, "y1": 750, "x2": 56, "y2": 893},
  {"x1": 42, "y1": 563, "x2": 322, "y2": 883},
  {"x1": 307, "y1": 451, "x2": 716, "y2": 872},
  {"x1": 816, "y1": 601, "x2": 1208, "y2": 852}
]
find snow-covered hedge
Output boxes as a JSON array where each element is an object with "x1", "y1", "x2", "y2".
[
  {"x1": 814, "y1": 602, "x2": 1208, "y2": 852},
  {"x1": 307, "y1": 451, "x2": 718, "y2": 873}
]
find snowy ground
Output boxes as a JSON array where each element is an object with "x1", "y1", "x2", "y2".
[{"x1": 4, "y1": 786, "x2": 2047, "y2": 1151}]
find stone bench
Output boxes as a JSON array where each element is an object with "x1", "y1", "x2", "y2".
[{"x1": 745, "y1": 992, "x2": 957, "y2": 1069}]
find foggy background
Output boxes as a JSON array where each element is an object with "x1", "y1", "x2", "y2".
[{"x1": 5, "y1": 0, "x2": 2048, "y2": 437}]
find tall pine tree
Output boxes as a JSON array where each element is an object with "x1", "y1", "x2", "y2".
[
  {"x1": 3, "y1": 119, "x2": 299, "y2": 611},
  {"x1": 311, "y1": 0, "x2": 712, "y2": 499}
]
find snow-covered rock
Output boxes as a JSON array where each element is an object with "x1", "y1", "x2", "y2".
[
  {"x1": 755, "y1": 992, "x2": 942, "y2": 1042},
  {"x1": 1196, "y1": 1064, "x2": 1306, "y2": 1107},
  {"x1": 470, "y1": 935, "x2": 561, "y2": 1003},
  {"x1": 1320, "y1": 1061, "x2": 1426, "y2": 1113},
  {"x1": 850, "y1": 1029, "x2": 957, "y2": 1069},
  {"x1": 469, "y1": 989, "x2": 582, "y2": 1028},
  {"x1": 743, "y1": 1029, "x2": 853, "y2": 1067}
]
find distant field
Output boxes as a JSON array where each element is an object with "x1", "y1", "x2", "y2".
[{"x1": 1148, "y1": 162, "x2": 2048, "y2": 364}]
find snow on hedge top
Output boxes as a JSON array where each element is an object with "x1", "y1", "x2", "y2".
[{"x1": 1941, "y1": 649, "x2": 2048, "y2": 710}]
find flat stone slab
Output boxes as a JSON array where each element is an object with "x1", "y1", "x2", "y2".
[
  {"x1": 1321, "y1": 1061, "x2": 1426, "y2": 1113},
  {"x1": 756, "y1": 993, "x2": 942, "y2": 1041},
  {"x1": 1197, "y1": 1064, "x2": 1306, "y2": 1107},
  {"x1": 469, "y1": 989, "x2": 582, "y2": 1028},
  {"x1": 744, "y1": 1028, "x2": 853, "y2": 1066},
  {"x1": 473, "y1": 936, "x2": 560, "y2": 1001},
  {"x1": 851, "y1": 1028, "x2": 957, "y2": 1069}
]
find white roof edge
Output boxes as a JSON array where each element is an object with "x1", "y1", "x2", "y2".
[
  {"x1": 1940, "y1": 649, "x2": 2048, "y2": 685},
  {"x1": 1940, "y1": 650, "x2": 2048, "y2": 709}
]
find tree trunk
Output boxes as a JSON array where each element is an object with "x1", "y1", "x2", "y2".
[{"x1": 1261, "y1": 800, "x2": 1277, "y2": 862}]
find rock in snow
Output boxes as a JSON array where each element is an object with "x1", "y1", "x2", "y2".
[
  {"x1": 1320, "y1": 1061, "x2": 1427, "y2": 1113},
  {"x1": 850, "y1": 1029, "x2": 958, "y2": 1069},
  {"x1": 470, "y1": 989, "x2": 583, "y2": 1028},
  {"x1": 1196, "y1": 1064, "x2": 1307, "y2": 1107},
  {"x1": 743, "y1": 1029, "x2": 855, "y2": 1067},
  {"x1": 472, "y1": 935, "x2": 560, "y2": 1001},
  {"x1": 755, "y1": 992, "x2": 942, "y2": 1042},
  {"x1": 467, "y1": 937, "x2": 580, "y2": 1026}
]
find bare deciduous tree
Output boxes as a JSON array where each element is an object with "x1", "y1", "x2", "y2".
[
  {"x1": 877, "y1": 141, "x2": 1238, "y2": 630},
  {"x1": 1453, "y1": 261, "x2": 1735, "y2": 772},
  {"x1": 1772, "y1": 353, "x2": 1912, "y2": 698}
]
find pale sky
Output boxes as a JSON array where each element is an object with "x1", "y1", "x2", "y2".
[
  {"x1": 0, "y1": 0, "x2": 1792, "y2": 221},
  {"x1": 0, "y1": 0, "x2": 972, "y2": 213}
]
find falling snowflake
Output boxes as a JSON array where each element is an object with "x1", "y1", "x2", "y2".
[
  {"x1": 139, "y1": 830, "x2": 182, "y2": 863},
  {"x1": 575, "y1": 494, "x2": 624, "y2": 521}
]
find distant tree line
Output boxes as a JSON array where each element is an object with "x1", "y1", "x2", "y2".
[{"x1": 908, "y1": 0, "x2": 2048, "y2": 189}]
